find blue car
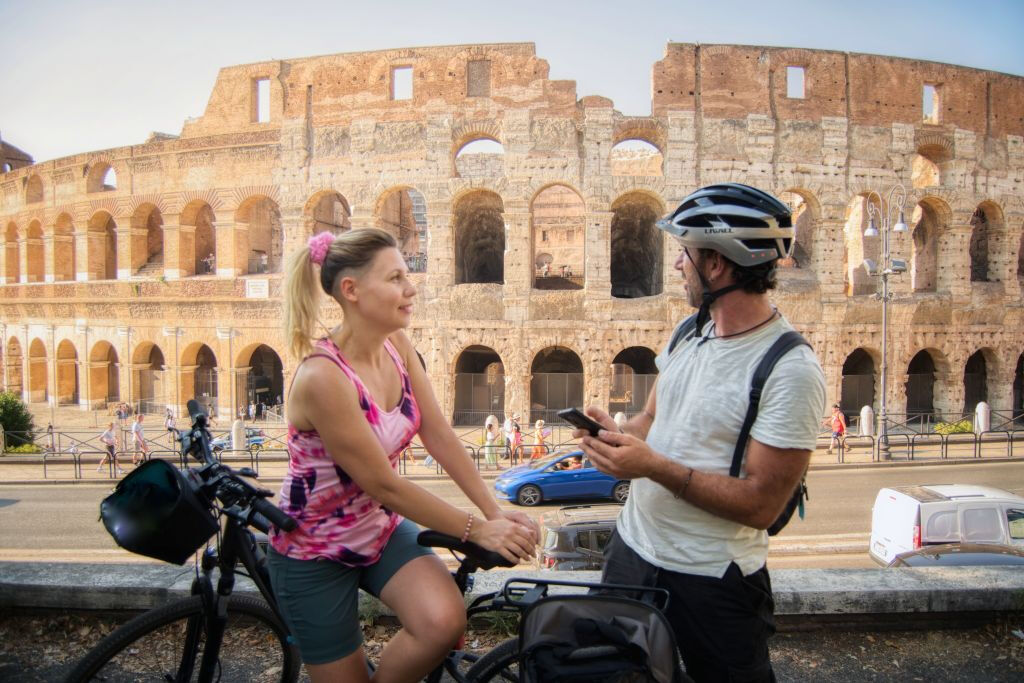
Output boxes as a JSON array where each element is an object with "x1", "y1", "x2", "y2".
[{"x1": 494, "y1": 450, "x2": 630, "y2": 506}]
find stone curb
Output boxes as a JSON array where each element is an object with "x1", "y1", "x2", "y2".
[{"x1": 2, "y1": 562, "x2": 1023, "y2": 620}]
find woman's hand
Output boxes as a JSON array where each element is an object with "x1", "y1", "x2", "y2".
[
  {"x1": 489, "y1": 509, "x2": 540, "y2": 544},
  {"x1": 469, "y1": 517, "x2": 537, "y2": 565}
]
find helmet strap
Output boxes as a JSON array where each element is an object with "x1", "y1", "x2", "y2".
[{"x1": 686, "y1": 248, "x2": 744, "y2": 340}]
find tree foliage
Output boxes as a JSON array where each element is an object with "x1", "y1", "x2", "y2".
[{"x1": 0, "y1": 392, "x2": 36, "y2": 448}]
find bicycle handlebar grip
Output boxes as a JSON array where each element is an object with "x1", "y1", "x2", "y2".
[{"x1": 253, "y1": 497, "x2": 298, "y2": 532}]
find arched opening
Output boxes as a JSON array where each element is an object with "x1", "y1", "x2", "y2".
[
  {"x1": 53, "y1": 214, "x2": 76, "y2": 282},
  {"x1": 1013, "y1": 353, "x2": 1023, "y2": 422},
  {"x1": 181, "y1": 202, "x2": 216, "y2": 277},
  {"x1": 130, "y1": 204, "x2": 164, "y2": 277},
  {"x1": 841, "y1": 348, "x2": 876, "y2": 415},
  {"x1": 911, "y1": 144, "x2": 947, "y2": 189},
  {"x1": 843, "y1": 194, "x2": 881, "y2": 296},
  {"x1": 530, "y1": 347, "x2": 584, "y2": 423},
  {"x1": 25, "y1": 220, "x2": 44, "y2": 283},
  {"x1": 237, "y1": 345, "x2": 283, "y2": 420},
  {"x1": 532, "y1": 185, "x2": 585, "y2": 290},
  {"x1": 963, "y1": 350, "x2": 989, "y2": 413},
  {"x1": 376, "y1": 187, "x2": 428, "y2": 273},
  {"x1": 454, "y1": 190, "x2": 504, "y2": 284},
  {"x1": 611, "y1": 193, "x2": 663, "y2": 298},
  {"x1": 610, "y1": 139, "x2": 663, "y2": 177},
  {"x1": 1, "y1": 163, "x2": 10, "y2": 173},
  {"x1": 970, "y1": 202, "x2": 1002, "y2": 283},
  {"x1": 86, "y1": 162, "x2": 117, "y2": 193},
  {"x1": 181, "y1": 344, "x2": 219, "y2": 417},
  {"x1": 6, "y1": 338, "x2": 23, "y2": 397},
  {"x1": 56, "y1": 340, "x2": 79, "y2": 406},
  {"x1": 779, "y1": 190, "x2": 816, "y2": 268},
  {"x1": 306, "y1": 191, "x2": 351, "y2": 236},
  {"x1": 609, "y1": 347, "x2": 658, "y2": 416},
  {"x1": 133, "y1": 343, "x2": 166, "y2": 414},
  {"x1": 25, "y1": 175, "x2": 43, "y2": 204},
  {"x1": 4, "y1": 222, "x2": 19, "y2": 283},
  {"x1": 88, "y1": 212, "x2": 118, "y2": 280},
  {"x1": 455, "y1": 138, "x2": 505, "y2": 178},
  {"x1": 453, "y1": 345, "x2": 504, "y2": 425},
  {"x1": 28, "y1": 338, "x2": 47, "y2": 403},
  {"x1": 911, "y1": 200, "x2": 942, "y2": 292},
  {"x1": 905, "y1": 350, "x2": 937, "y2": 418},
  {"x1": 89, "y1": 341, "x2": 120, "y2": 407},
  {"x1": 236, "y1": 196, "x2": 282, "y2": 275}
]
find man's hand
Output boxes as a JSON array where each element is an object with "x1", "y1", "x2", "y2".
[
  {"x1": 580, "y1": 430, "x2": 661, "y2": 480},
  {"x1": 569, "y1": 406, "x2": 617, "y2": 440}
]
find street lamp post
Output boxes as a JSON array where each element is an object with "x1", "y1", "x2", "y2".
[{"x1": 862, "y1": 184, "x2": 908, "y2": 460}]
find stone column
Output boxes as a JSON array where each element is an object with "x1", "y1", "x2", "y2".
[
  {"x1": 990, "y1": 366, "x2": 1015, "y2": 414},
  {"x1": 176, "y1": 364, "x2": 198, "y2": 413},
  {"x1": 584, "y1": 211, "x2": 613, "y2": 303},
  {"x1": 503, "y1": 201, "x2": 530, "y2": 323},
  {"x1": 115, "y1": 218, "x2": 134, "y2": 280},
  {"x1": 211, "y1": 209, "x2": 240, "y2": 277},
  {"x1": 177, "y1": 224, "x2": 196, "y2": 278},
  {"x1": 215, "y1": 367, "x2": 233, "y2": 420},
  {"x1": 18, "y1": 236, "x2": 29, "y2": 283},
  {"x1": 940, "y1": 225, "x2": 973, "y2": 299},
  {"x1": 162, "y1": 214, "x2": 182, "y2": 280},
  {"x1": 424, "y1": 205, "x2": 452, "y2": 318},
  {"x1": 75, "y1": 229, "x2": 91, "y2": 281},
  {"x1": 43, "y1": 234, "x2": 55, "y2": 283},
  {"x1": 815, "y1": 218, "x2": 849, "y2": 299}
]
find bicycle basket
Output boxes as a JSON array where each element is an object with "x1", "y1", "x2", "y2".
[
  {"x1": 518, "y1": 593, "x2": 682, "y2": 683},
  {"x1": 100, "y1": 458, "x2": 219, "y2": 565}
]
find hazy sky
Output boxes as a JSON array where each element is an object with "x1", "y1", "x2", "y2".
[{"x1": 2, "y1": 0, "x2": 1022, "y2": 164}]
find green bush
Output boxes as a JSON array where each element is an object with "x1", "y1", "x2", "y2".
[
  {"x1": 934, "y1": 419, "x2": 973, "y2": 435},
  {"x1": 0, "y1": 392, "x2": 36, "y2": 448},
  {"x1": 5, "y1": 443, "x2": 41, "y2": 453}
]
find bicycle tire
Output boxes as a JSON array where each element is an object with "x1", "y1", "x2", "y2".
[
  {"x1": 64, "y1": 594, "x2": 300, "y2": 683},
  {"x1": 464, "y1": 637, "x2": 518, "y2": 682}
]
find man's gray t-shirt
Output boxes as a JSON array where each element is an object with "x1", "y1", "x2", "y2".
[{"x1": 616, "y1": 315, "x2": 826, "y2": 578}]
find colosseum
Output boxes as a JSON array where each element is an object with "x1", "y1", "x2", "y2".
[{"x1": 1, "y1": 42, "x2": 1022, "y2": 429}]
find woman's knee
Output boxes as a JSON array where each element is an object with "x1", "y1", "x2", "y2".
[{"x1": 407, "y1": 595, "x2": 466, "y2": 645}]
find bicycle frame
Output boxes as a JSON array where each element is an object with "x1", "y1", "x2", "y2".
[{"x1": 184, "y1": 511, "x2": 282, "y2": 682}]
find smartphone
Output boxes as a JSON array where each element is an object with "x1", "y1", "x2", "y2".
[{"x1": 557, "y1": 408, "x2": 605, "y2": 437}]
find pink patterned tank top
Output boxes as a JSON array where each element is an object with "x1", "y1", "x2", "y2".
[{"x1": 269, "y1": 337, "x2": 421, "y2": 565}]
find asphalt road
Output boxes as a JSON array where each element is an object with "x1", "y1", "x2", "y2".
[{"x1": 1, "y1": 460, "x2": 1022, "y2": 568}]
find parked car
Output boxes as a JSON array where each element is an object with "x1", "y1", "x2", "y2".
[
  {"x1": 493, "y1": 450, "x2": 630, "y2": 506},
  {"x1": 869, "y1": 485, "x2": 1024, "y2": 566},
  {"x1": 539, "y1": 503, "x2": 622, "y2": 570},
  {"x1": 887, "y1": 543, "x2": 1024, "y2": 568},
  {"x1": 210, "y1": 427, "x2": 266, "y2": 453}
]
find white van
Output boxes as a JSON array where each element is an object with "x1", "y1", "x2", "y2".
[{"x1": 869, "y1": 485, "x2": 1024, "y2": 566}]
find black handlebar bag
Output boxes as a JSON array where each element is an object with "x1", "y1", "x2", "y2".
[{"x1": 100, "y1": 458, "x2": 219, "y2": 565}]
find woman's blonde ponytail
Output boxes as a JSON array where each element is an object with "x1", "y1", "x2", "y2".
[{"x1": 283, "y1": 245, "x2": 320, "y2": 361}]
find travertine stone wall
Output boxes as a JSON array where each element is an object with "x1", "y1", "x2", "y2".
[{"x1": 0, "y1": 42, "x2": 1022, "y2": 422}]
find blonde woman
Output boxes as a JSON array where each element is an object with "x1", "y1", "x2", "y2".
[
  {"x1": 271, "y1": 229, "x2": 538, "y2": 683},
  {"x1": 530, "y1": 418, "x2": 550, "y2": 460}
]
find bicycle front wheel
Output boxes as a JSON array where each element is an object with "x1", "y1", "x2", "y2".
[
  {"x1": 64, "y1": 594, "x2": 300, "y2": 683},
  {"x1": 465, "y1": 637, "x2": 518, "y2": 682}
]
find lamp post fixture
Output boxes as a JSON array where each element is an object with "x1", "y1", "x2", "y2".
[{"x1": 862, "y1": 184, "x2": 908, "y2": 460}]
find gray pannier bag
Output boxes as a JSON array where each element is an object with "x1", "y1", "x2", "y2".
[{"x1": 514, "y1": 580, "x2": 686, "y2": 682}]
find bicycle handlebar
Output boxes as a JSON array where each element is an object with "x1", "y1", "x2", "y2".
[{"x1": 179, "y1": 399, "x2": 297, "y2": 533}]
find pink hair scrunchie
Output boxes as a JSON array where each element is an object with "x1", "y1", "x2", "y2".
[{"x1": 308, "y1": 231, "x2": 335, "y2": 266}]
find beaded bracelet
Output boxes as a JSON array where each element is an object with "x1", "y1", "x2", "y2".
[{"x1": 461, "y1": 512, "x2": 475, "y2": 543}]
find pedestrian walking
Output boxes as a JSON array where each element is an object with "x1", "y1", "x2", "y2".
[
  {"x1": 530, "y1": 419, "x2": 549, "y2": 460},
  {"x1": 484, "y1": 420, "x2": 500, "y2": 470},
  {"x1": 824, "y1": 403, "x2": 847, "y2": 454},
  {"x1": 130, "y1": 414, "x2": 151, "y2": 466},
  {"x1": 96, "y1": 422, "x2": 123, "y2": 475},
  {"x1": 248, "y1": 402, "x2": 256, "y2": 421}
]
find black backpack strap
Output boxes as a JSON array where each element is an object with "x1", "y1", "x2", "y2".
[
  {"x1": 667, "y1": 313, "x2": 699, "y2": 355},
  {"x1": 729, "y1": 331, "x2": 811, "y2": 477}
]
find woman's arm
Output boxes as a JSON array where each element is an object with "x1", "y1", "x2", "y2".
[{"x1": 291, "y1": 355, "x2": 535, "y2": 562}]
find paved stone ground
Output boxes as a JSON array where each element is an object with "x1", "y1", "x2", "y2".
[{"x1": 1, "y1": 611, "x2": 1022, "y2": 682}]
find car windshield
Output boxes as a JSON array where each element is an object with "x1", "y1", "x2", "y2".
[{"x1": 527, "y1": 452, "x2": 578, "y2": 470}]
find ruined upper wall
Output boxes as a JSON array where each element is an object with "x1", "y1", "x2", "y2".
[
  {"x1": 181, "y1": 43, "x2": 577, "y2": 138},
  {"x1": 653, "y1": 43, "x2": 1024, "y2": 137}
]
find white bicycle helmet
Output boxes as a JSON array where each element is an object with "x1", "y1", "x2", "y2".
[{"x1": 656, "y1": 183, "x2": 793, "y2": 266}]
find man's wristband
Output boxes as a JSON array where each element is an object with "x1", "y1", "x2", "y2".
[{"x1": 674, "y1": 466, "x2": 694, "y2": 500}]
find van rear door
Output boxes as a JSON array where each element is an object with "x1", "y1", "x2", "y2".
[
  {"x1": 959, "y1": 503, "x2": 1007, "y2": 545},
  {"x1": 870, "y1": 488, "x2": 921, "y2": 565}
]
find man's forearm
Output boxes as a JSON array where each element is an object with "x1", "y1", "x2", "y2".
[
  {"x1": 645, "y1": 455, "x2": 777, "y2": 530},
  {"x1": 623, "y1": 409, "x2": 654, "y2": 440}
]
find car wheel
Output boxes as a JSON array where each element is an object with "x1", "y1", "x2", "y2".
[
  {"x1": 516, "y1": 485, "x2": 542, "y2": 507},
  {"x1": 612, "y1": 481, "x2": 630, "y2": 503}
]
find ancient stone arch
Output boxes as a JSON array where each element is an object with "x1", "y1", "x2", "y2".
[
  {"x1": 86, "y1": 161, "x2": 117, "y2": 193},
  {"x1": 969, "y1": 201, "x2": 1004, "y2": 283},
  {"x1": 609, "y1": 346, "x2": 658, "y2": 416},
  {"x1": 962, "y1": 347, "x2": 999, "y2": 412},
  {"x1": 180, "y1": 200, "x2": 216, "y2": 277},
  {"x1": 529, "y1": 345, "x2": 584, "y2": 423},
  {"x1": 841, "y1": 347, "x2": 879, "y2": 413},
  {"x1": 530, "y1": 183, "x2": 585, "y2": 289},
  {"x1": 24, "y1": 174, "x2": 43, "y2": 204},
  {"x1": 452, "y1": 344, "x2": 505, "y2": 425},
  {"x1": 27, "y1": 337, "x2": 48, "y2": 403},
  {"x1": 56, "y1": 339, "x2": 79, "y2": 406},
  {"x1": 779, "y1": 187, "x2": 821, "y2": 269},
  {"x1": 235, "y1": 343, "x2": 283, "y2": 418},
  {"x1": 89, "y1": 340, "x2": 120, "y2": 407},
  {"x1": 4, "y1": 222, "x2": 20, "y2": 283},
  {"x1": 25, "y1": 220, "x2": 44, "y2": 283},
  {"x1": 304, "y1": 190, "x2": 351, "y2": 236},
  {"x1": 52, "y1": 213, "x2": 76, "y2": 282},
  {"x1": 87, "y1": 211, "x2": 118, "y2": 280},
  {"x1": 375, "y1": 186, "x2": 428, "y2": 271},
  {"x1": 180, "y1": 341, "x2": 219, "y2": 416},
  {"x1": 453, "y1": 189, "x2": 504, "y2": 284},
  {"x1": 132, "y1": 342, "x2": 167, "y2": 413},
  {"x1": 610, "y1": 191, "x2": 664, "y2": 298},
  {"x1": 235, "y1": 195, "x2": 282, "y2": 275},
  {"x1": 910, "y1": 196, "x2": 951, "y2": 292},
  {"x1": 843, "y1": 194, "x2": 882, "y2": 296}
]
